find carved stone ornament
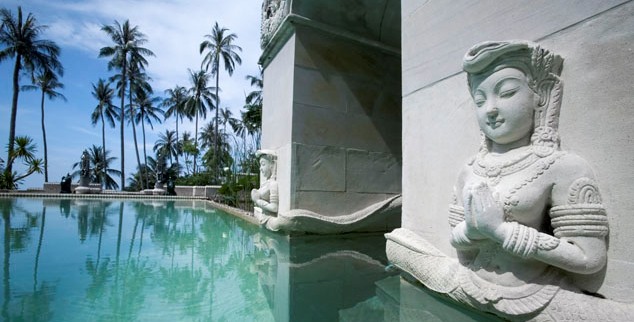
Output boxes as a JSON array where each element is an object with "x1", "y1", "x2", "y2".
[
  {"x1": 251, "y1": 150, "x2": 279, "y2": 217},
  {"x1": 385, "y1": 40, "x2": 634, "y2": 321},
  {"x1": 251, "y1": 149, "x2": 401, "y2": 234},
  {"x1": 79, "y1": 150, "x2": 91, "y2": 187},
  {"x1": 257, "y1": 194, "x2": 402, "y2": 234},
  {"x1": 260, "y1": 0, "x2": 289, "y2": 49}
]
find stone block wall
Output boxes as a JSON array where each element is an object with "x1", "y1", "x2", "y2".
[{"x1": 401, "y1": 0, "x2": 634, "y2": 301}]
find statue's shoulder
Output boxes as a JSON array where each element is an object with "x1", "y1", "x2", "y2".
[
  {"x1": 550, "y1": 151, "x2": 602, "y2": 204},
  {"x1": 552, "y1": 151, "x2": 597, "y2": 179}
]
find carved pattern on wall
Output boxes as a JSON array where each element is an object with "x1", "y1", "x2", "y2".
[
  {"x1": 386, "y1": 40, "x2": 633, "y2": 321},
  {"x1": 260, "y1": 0, "x2": 289, "y2": 49}
]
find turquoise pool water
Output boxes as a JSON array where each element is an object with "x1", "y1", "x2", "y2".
[
  {"x1": 1, "y1": 198, "x2": 274, "y2": 321},
  {"x1": 0, "y1": 197, "x2": 496, "y2": 322}
]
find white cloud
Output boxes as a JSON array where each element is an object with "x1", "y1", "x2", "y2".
[{"x1": 46, "y1": 0, "x2": 262, "y2": 100}]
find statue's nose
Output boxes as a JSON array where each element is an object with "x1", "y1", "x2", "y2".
[{"x1": 486, "y1": 105, "x2": 499, "y2": 118}]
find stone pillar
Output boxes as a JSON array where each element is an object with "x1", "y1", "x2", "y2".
[{"x1": 259, "y1": 0, "x2": 402, "y2": 232}]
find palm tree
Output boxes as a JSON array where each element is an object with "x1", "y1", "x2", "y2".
[
  {"x1": 2, "y1": 136, "x2": 43, "y2": 188},
  {"x1": 198, "y1": 122, "x2": 220, "y2": 151},
  {"x1": 99, "y1": 19, "x2": 154, "y2": 190},
  {"x1": 21, "y1": 69, "x2": 66, "y2": 182},
  {"x1": 154, "y1": 130, "x2": 179, "y2": 166},
  {"x1": 243, "y1": 71, "x2": 263, "y2": 149},
  {"x1": 124, "y1": 64, "x2": 154, "y2": 189},
  {"x1": 0, "y1": 6, "x2": 62, "y2": 177},
  {"x1": 245, "y1": 70, "x2": 262, "y2": 107},
  {"x1": 218, "y1": 107, "x2": 236, "y2": 139},
  {"x1": 199, "y1": 122, "x2": 231, "y2": 174},
  {"x1": 179, "y1": 132, "x2": 195, "y2": 175},
  {"x1": 185, "y1": 70, "x2": 216, "y2": 175},
  {"x1": 241, "y1": 102, "x2": 262, "y2": 149},
  {"x1": 134, "y1": 90, "x2": 163, "y2": 184},
  {"x1": 90, "y1": 78, "x2": 119, "y2": 187},
  {"x1": 199, "y1": 22, "x2": 242, "y2": 177},
  {"x1": 162, "y1": 86, "x2": 189, "y2": 165}
]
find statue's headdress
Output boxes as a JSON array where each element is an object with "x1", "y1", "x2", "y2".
[{"x1": 256, "y1": 149, "x2": 277, "y2": 180}]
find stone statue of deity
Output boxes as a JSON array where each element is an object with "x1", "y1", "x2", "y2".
[
  {"x1": 60, "y1": 173, "x2": 72, "y2": 193},
  {"x1": 79, "y1": 150, "x2": 90, "y2": 187},
  {"x1": 386, "y1": 40, "x2": 632, "y2": 321},
  {"x1": 251, "y1": 150, "x2": 279, "y2": 217},
  {"x1": 155, "y1": 152, "x2": 167, "y2": 189}
]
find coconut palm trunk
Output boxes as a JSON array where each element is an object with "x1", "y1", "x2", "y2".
[
  {"x1": 129, "y1": 90, "x2": 144, "y2": 190},
  {"x1": 214, "y1": 71, "x2": 220, "y2": 179},
  {"x1": 141, "y1": 117, "x2": 149, "y2": 186},
  {"x1": 119, "y1": 63, "x2": 126, "y2": 190},
  {"x1": 6, "y1": 56, "x2": 21, "y2": 175},
  {"x1": 175, "y1": 119, "x2": 180, "y2": 166},
  {"x1": 39, "y1": 90, "x2": 49, "y2": 182},
  {"x1": 193, "y1": 114, "x2": 199, "y2": 175},
  {"x1": 100, "y1": 110, "x2": 107, "y2": 188}
]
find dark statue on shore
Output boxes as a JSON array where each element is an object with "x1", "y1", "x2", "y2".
[{"x1": 60, "y1": 173, "x2": 72, "y2": 193}]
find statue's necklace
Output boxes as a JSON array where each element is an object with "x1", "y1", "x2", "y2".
[{"x1": 473, "y1": 147, "x2": 539, "y2": 186}]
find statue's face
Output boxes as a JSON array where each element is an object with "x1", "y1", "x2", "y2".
[
  {"x1": 260, "y1": 158, "x2": 273, "y2": 179},
  {"x1": 472, "y1": 68, "x2": 537, "y2": 146}
]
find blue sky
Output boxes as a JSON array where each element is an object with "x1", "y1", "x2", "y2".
[{"x1": 0, "y1": 0, "x2": 263, "y2": 189}]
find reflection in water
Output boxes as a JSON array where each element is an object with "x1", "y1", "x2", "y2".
[
  {"x1": 1, "y1": 197, "x2": 498, "y2": 322},
  {"x1": 252, "y1": 230, "x2": 397, "y2": 322},
  {"x1": 0, "y1": 198, "x2": 273, "y2": 321}
]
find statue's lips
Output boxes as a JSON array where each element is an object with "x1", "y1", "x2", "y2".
[{"x1": 486, "y1": 118, "x2": 504, "y2": 129}]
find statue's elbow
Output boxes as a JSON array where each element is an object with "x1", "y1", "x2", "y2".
[
  {"x1": 584, "y1": 252, "x2": 607, "y2": 274},
  {"x1": 568, "y1": 252, "x2": 607, "y2": 274}
]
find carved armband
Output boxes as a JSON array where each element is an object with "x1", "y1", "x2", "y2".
[
  {"x1": 449, "y1": 204, "x2": 465, "y2": 228},
  {"x1": 270, "y1": 184, "x2": 279, "y2": 205},
  {"x1": 501, "y1": 222, "x2": 561, "y2": 258},
  {"x1": 550, "y1": 177, "x2": 608, "y2": 238},
  {"x1": 550, "y1": 205, "x2": 608, "y2": 238}
]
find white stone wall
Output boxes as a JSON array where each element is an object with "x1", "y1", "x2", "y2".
[
  {"x1": 401, "y1": 0, "x2": 634, "y2": 301},
  {"x1": 262, "y1": 18, "x2": 402, "y2": 218}
]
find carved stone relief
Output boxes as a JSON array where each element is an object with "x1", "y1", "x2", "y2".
[
  {"x1": 386, "y1": 40, "x2": 633, "y2": 321},
  {"x1": 260, "y1": 0, "x2": 289, "y2": 49},
  {"x1": 252, "y1": 150, "x2": 279, "y2": 217}
]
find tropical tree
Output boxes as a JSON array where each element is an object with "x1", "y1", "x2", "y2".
[
  {"x1": 154, "y1": 130, "x2": 179, "y2": 166},
  {"x1": 185, "y1": 69, "x2": 216, "y2": 175},
  {"x1": 245, "y1": 71, "x2": 262, "y2": 107},
  {"x1": 134, "y1": 90, "x2": 163, "y2": 185},
  {"x1": 218, "y1": 107, "x2": 236, "y2": 139},
  {"x1": 199, "y1": 121, "x2": 232, "y2": 175},
  {"x1": 21, "y1": 69, "x2": 66, "y2": 182},
  {"x1": 71, "y1": 145, "x2": 121, "y2": 190},
  {"x1": 198, "y1": 122, "x2": 220, "y2": 152},
  {"x1": 90, "y1": 78, "x2": 119, "y2": 187},
  {"x1": 0, "y1": 6, "x2": 62, "y2": 177},
  {"x1": 179, "y1": 132, "x2": 195, "y2": 175},
  {"x1": 162, "y1": 85, "x2": 189, "y2": 165},
  {"x1": 99, "y1": 19, "x2": 154, "y2": 190},
  {"x1": 241, "y1": 102, "x2": 262, "y2": 149},
  {"x1": 242, "y1": 71, "x2": 263, "y2": 149},
  {"x1": 199, "y1": 22, "x2": 242, "y2": 177},
  {"x1": 127, "y1": 153, "x2": 179, "y2": 191},
  {"x1": 1, "y1": 136, "x2": 43, "y2": 189},
  {"x1": 123, "y1": 62, "x2": 152, "y2": 190}
]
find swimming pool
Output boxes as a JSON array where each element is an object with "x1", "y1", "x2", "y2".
[{"x1": 0, "y1": 197, "x2": 496, "y2": 321}]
